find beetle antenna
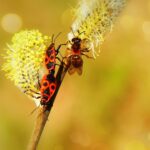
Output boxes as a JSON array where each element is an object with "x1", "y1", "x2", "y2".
[
  {"x1": 51, "y1": 34, "x2": 54, "y2": 43},
  {"x1": 54, "y1": 32, "x2": 62, "y2": 43}
]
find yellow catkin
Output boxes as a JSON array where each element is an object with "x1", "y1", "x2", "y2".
[
  {"x1": 2, "y1": 30, "x2": 51, "y2": 104},
  {"x1": 68, "y1": 0, "x2": 126, "y2": 57}
]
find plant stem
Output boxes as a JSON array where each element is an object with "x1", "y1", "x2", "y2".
[
  {"x1": 27, "y1": 107, "x2": 50, "y2": 150},
  {"x1": 28, "y1": 62, "x2": 68, "y2": 150}
]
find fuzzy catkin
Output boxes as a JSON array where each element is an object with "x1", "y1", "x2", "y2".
[
  {"x1": 2, "y1": 30, "x2": 51, "y2": 105},
  {"x1": 68, "y1": 0, "x2": 126, "y2": 57}
]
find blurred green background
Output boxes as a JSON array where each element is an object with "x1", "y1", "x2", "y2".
[{"x1": 0, "y1": 0, "x2": 150, "y2": 150}]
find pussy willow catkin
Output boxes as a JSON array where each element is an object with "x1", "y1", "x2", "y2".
[
  {"x1": 68, "y1": 0, "x2": 126, "y2": 57},
  {"x1": 2, "y1": 30, "x2": 51, "y2": 105}
]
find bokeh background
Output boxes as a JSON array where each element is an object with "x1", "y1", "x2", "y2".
[{"x1": 0, "y1": 0, "x2": 150, "y2": 150}]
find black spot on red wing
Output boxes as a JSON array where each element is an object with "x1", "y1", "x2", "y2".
[
  {"x1": 46, "y1": 62, "x2": 54, "y2": 70},
  {"x1": 43, "y1": 81, "x2": 48, "y2": 86},
  {"x1": 44, "y1": 88, "x2": 50, "y2": 95},
  {"x1": 45, "y1": 55, "x2": 50, "y2": 64},
  {"x1": 45, "y1": 57, "x2": 48, "y2": 62},
  {"x1": 50, "y1": 55, "x2": 54, "y2": 60},
  {"x1": 51, "y1": 84, "x2": 56, "y2": 90},
  {"x1": 47, "y1": 49, "x2": 53, "y2": 57}
]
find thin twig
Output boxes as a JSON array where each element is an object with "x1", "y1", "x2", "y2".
[
  {"x1": 27, "y1": 107, "x2": 50, "y2": 150},
  {"x1": 28, "y1": 62, "x2": 68, "y2": 150}
]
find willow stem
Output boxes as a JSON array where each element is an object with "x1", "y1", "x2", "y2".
[
  {"x1": 27, "y1": 107, "x2": 50, "y2": 150},
  {"x1": 28, "y1": 62, "x2": 68, "y2": 150}
]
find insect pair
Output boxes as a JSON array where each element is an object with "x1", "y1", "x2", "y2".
[
  {"x1": 39, "y1": 34, "x2": 63, "y2": 106},
  {"x1": 27, "y1": 32, "x2": 93, "y2": 106}
]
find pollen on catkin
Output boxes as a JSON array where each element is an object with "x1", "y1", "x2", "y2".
[{"x1": 2, "y1": 30, "x2": 51, "y2": 97}]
